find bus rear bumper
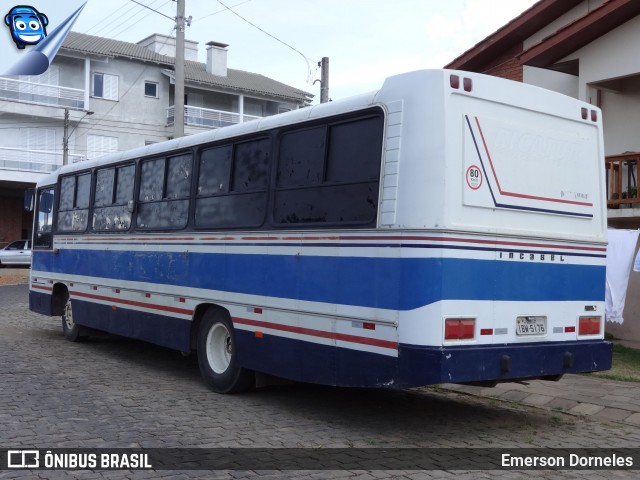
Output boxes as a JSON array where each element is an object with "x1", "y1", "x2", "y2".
[{"x1": 398, "y1": 340, "x2": 613, "y2": 386}]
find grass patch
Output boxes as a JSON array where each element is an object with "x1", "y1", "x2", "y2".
[{"x1": 588, "y1": 343, "x2": 640, "y2": 383}]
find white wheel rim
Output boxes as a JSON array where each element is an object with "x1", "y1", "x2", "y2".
[
  {"x1": 206, "y1": 323, "x2": 232, "y2": 374},
  {"x1": 63, "y1": 300, "x2": 74, "y2": 330}
]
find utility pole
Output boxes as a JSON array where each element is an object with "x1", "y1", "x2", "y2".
[
  {"x1": 174, "y1": 0, "x2": 186, "y2": 138},
  {"x1": 62, "y1": 108, "x2": 69, "y2": 165},
  {"x1": 319, "y1": 57, "x2": 329, "y2": 103}
]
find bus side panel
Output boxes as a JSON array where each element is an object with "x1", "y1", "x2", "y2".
[
  {"x1": 234, "y1": 328, "x2": 398, "y2": 387},
  {"x1": 71, "y1": 299, "x2": 192, "y2": 352},
  {"x1": 29, "y1": 289, "x2": 54, "y2": 316}
]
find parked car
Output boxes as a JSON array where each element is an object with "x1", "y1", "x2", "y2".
[{"x1": 0, "y1": 239, "x2": 32, "y2": 267}]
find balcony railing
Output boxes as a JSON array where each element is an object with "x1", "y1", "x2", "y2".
[
  {"x1": 0, "y1": 77, "x2": 85, "y2": 110},
  {"x1": 166, "y1": 105, "x2": 261, "y2": 128},
  {"x1": 606, "y1": 152, "x2": 640, "y2": 208},
  {"x1": 0, "y1": 146, "x2": 84, "y2": 173}
]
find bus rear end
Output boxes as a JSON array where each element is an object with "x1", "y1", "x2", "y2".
[{"x1": 380, "y1": 70, "x2": 611, "y2": 386}]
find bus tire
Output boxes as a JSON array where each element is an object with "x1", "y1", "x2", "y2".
[
  {"x1": 61, "y1": 296, "x2": 88, "y2": 342},
  {"x1": 197, "y1": 309, "x2": 254, "y2": 393}
]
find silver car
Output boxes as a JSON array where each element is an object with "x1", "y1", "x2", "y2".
[{"x1": 0, "y1": 239, "x2": 32, "y2": 266}]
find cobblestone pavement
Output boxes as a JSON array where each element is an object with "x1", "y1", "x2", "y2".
[{"x1": 1, "y1": 283, "x2": 640, "y2": 479}]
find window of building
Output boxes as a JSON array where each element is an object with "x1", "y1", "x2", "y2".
[
  {"x1": 144, "y1": 81, "x2": 158, "y2": 98},
  {"x1": 273, "y1": 113, "x2": 383, "y2": 227},
  {"x1": 92, "y1": 164, "x2": 135, "y2": 231},
  {"x1": 19, "y1": 127, "x2": 56, "y2": 167},
  {"x1": 92, "y1": 72, "x2": 119, "y2": 101},
  {"x1": 137, "y1": 153, "x2": 193, "y2": 230},
  {"x1": 57, "y1": 173, "x2": 91, "y2": 232},
  {"x1": 195, "y1": 138, "x2": 270, "y2": 229},
  {"x1": 87, "y1": 134, "x2": 118, "y2": 160}
]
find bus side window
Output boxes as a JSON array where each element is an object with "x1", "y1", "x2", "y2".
[
  {"x1": 93, "y1": 164, "x2": 135, "y2": 231},
  {"x1": 137, "y1": 154, "x2": 192, "y2": 230},
  {"x1": 273, "y1": 113, "x2": 383, "y2": 226},
  {"x1": 34, "y1": 187, "x2": 54, "y2": 248},
  {"x1": 57, "y1": 173, "x2": 90, "y2": 232},
  {"x1": 195, "y1": 138, "x2": 270, "y2": 229}
]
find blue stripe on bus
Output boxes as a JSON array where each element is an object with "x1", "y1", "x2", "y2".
[{"x1": 33, "y1": 250, "x2": 605, "y2": 310}]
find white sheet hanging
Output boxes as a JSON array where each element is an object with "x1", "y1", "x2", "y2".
[{"x1": 606, "y1": 229, "x2": 640, "y2": 324}]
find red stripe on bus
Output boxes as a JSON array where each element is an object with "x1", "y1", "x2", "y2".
[
  {"x1": 71, "y1": 290, "x2": 192, "y2": 316},
  {"x1": 32, "y1": 284, "x2": 52, "y2": 292},
  {"x1": 233, "y1": 317, "x2": 398, "y2": 350},
  {"x1": 57, "y1": 234, "x2": 605, "y2": 252}
]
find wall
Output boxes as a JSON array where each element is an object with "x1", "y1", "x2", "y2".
[
  {"x1": 0, "y1": 195, "x2": 24, "y2": 247},
  {"x1": 523, "y1": 66, "x2": 579, "y2": 98},
  {"x1": 599, "y1": 79, "x2": 640, "y2": 156},
  {"x1": 524, "y1": 0, "x2": 604, "y2": 49}
]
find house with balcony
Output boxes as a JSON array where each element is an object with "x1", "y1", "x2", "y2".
[
  {"x1": 0, "y1": 31, "x2": 313, "y2": 247},
  {"x1": 446, "y1": 0, "x2": 640, "y2": 340}
]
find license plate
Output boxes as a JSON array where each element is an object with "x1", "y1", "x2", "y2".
[{"x1": 516, "y1": 316, "x2": 547, "y2": 336}]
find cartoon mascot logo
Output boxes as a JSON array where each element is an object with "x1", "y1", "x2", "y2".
[{"x1": 4, "y1": 5, "x2": 48, "y2": 49}]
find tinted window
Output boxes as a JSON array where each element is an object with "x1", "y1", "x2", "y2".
[
  {"x1": 233, "y1": 139, "x2": 270, "y2": 192},
  {"x1": 57, "y1": 173, "x2": 90, "y2": 232},
  {"x1": 95, "y1": 168, "x2": 115, "y2": 207},
  {"x1": 195, "y1": 138, "x2": 270, "y2": 229},
  {"x1": 59, "y1": 176, "x2": 75, "y2": 211},
  {"x1": 35, "y1": 187, "x2": 54, "y2": 248},
  {"x1": 115, "y1": 165, "x2": 135, "y2": 204},
  {"x1": 198, "y1": 146, "x2": 232, "y2": 195},
  {"x1": 76, "y1": 174, "x2": 91, "y2": 209},
  {"x1": 277, "y1": 127, "x2": 325, "y2": 187},
  {"x1": 139, "y1": 158, "x2": 164, "y2": 202},
  {"x1": 137, "y1": 154, "x2": 193, "y2": 230},
  {"x1": 274, "y1": 113, "x2": 383, "y2": 227},
  {"x1": 326, "y1": 117, "x2": 382, "y2": 182},
  {"x1": 93, "y1": 164, "x2": 135, "y2": 232},
  {"x1": 166, "y1": 154, "x2": 192, "y2": 199}
]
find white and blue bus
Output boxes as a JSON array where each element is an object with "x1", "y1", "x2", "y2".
[{"x1": 29, "y1": 70, "x2": 612, "y2": 393}]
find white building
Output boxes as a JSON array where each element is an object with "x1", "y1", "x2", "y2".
[{"x1": 0, "y1": 31, "x2": 313, "y2": 245}]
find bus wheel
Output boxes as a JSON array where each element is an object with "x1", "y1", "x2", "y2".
[
  {"x1": 61, "y1": 297, "x2": 88, "y2": 342},
  {"x1": 197, "y1": 309, "x2": 254, "y2": 393}
]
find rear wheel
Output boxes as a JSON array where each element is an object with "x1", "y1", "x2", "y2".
[
  {"x1": 197, "y1": 308, "x2": 253, "y2": 393},
  {"x1": 61, "y1": 296, "x2": 88, "y2": 342}
]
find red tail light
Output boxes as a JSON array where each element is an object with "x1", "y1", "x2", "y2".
[
  {"x1": 578, "y1": 316, "x2": 601, "y2": 336},
  {"x1": 445, "y1": 318, "x2": 475, "y2": 340}
]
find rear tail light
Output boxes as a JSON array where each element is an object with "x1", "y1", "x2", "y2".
[
  {"x1": 578, "y1": 316, "x2": 601, "y2": 336},
  {"x1": 445, "y1": 318, "x2": 475, "y2": 340}
]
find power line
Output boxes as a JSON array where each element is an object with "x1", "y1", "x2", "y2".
[
  {"x1": 85, "y1": 0, "x2": 148, "y2": 36},
  {"x1": 109, "y1": 0, "x2": 173, "y2": 39},
  {"x1": 129, "y1": 0, "x2": 174, "y2": 21},
  {"x1": 194, "y1": 0, "x2": 253, "y2": 23},
  {"x1": 214, "y1": 0, "x2": 313, "y2": 80},
  {"x1": 100, "y1": 0, "x2": 171, "y2": 39}
]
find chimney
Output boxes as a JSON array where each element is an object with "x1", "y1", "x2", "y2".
[
  {"x1": 206, "y1": 41, "x2": 228, "y2": 76},
  {"x1": 137, "y1": 34, "x2": 199, "y2": 61}
]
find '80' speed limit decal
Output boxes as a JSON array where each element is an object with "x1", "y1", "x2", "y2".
[{"x1": 466, "y1": 165, "x2": 482, "y2": 190}]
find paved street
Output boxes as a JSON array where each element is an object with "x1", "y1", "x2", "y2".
[{"x1": 1, "y1": 281, "x2": 640, "y2": 479}]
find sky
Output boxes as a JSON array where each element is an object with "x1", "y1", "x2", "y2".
[{"x1": 2, "y1": 0, "x2": 539, "y2": 102}]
